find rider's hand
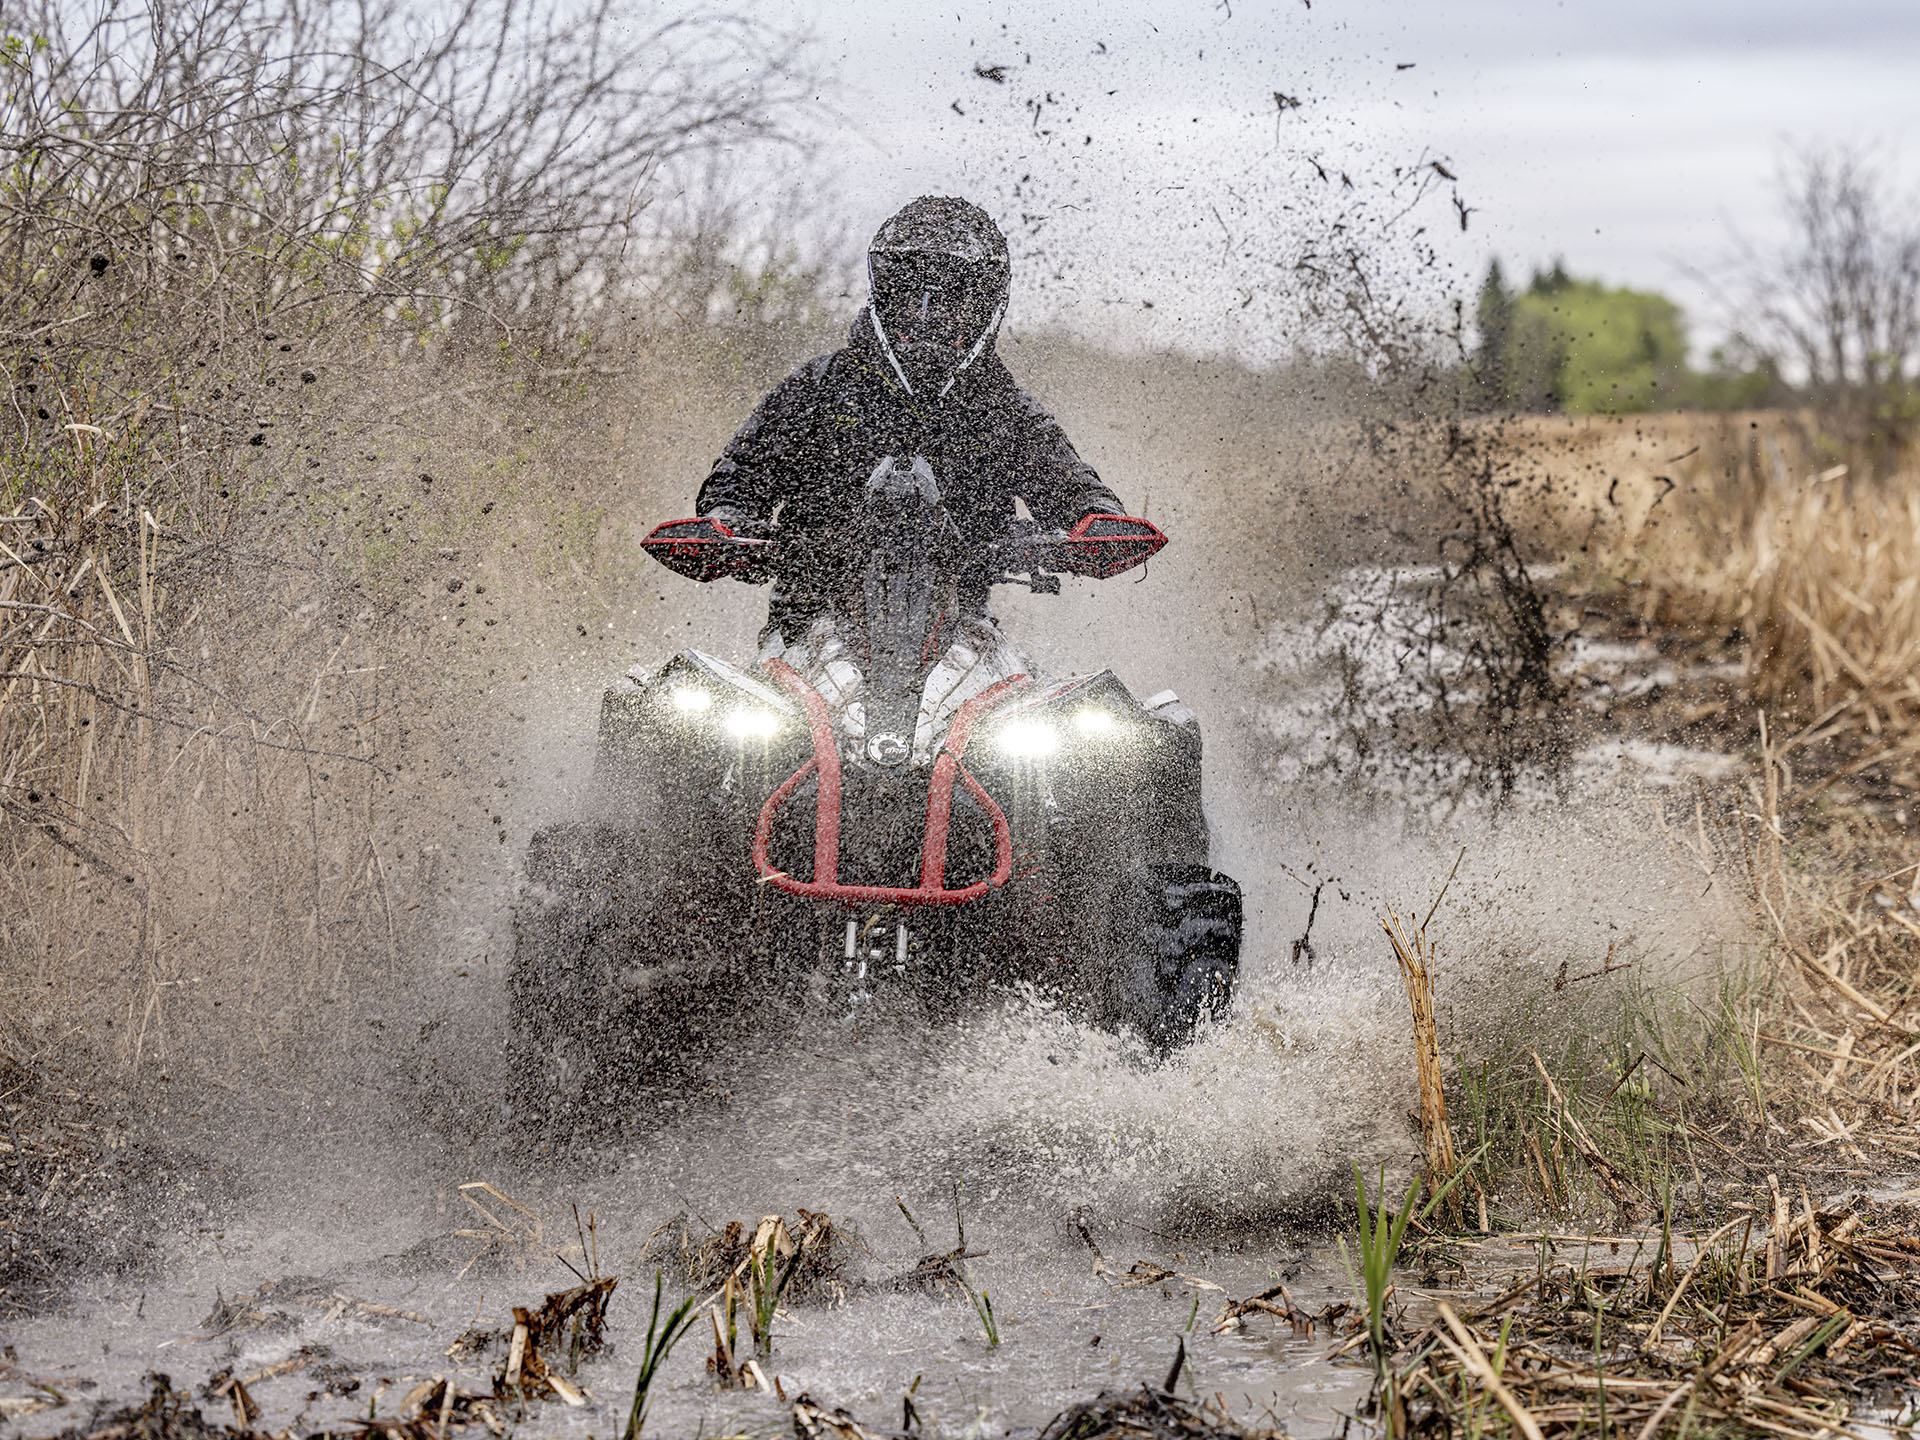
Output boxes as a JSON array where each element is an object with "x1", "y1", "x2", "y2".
[{"x1": 704, "y1": 508, "x2": 775, "y2": 541}]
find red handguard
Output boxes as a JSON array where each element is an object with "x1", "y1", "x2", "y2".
[
  {"x1": 1048, "y1": 513, "x2": 1167, "y2": 579},
  {"x1": 641, "y1": 517, "x2": 773, "y2": 582}
]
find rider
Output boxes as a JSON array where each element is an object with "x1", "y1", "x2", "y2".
[{"x1": 696, "y1": 195, "x2": 1126, "y2": 646}]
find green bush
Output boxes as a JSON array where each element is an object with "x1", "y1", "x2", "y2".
[{"x1": 1477, "y1": 261, "x2": 1694, "y2": 414}]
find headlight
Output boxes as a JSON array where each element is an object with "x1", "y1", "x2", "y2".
[
  {"x1": 724, "y1": 708, "x2": 782, "y2": 739},
  {"x1": 1074, "y1": 707, "x2": 1118, "y2": 736},
  {"x1": 999, "y1": 719, "x2": 1059, "y2": 758},
  {"x1": 669, "y1": 685, "x2": 712, "y2": 713}
]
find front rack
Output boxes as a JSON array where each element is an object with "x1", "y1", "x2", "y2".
[{"x1": 749, "y1": 659, "x2": 1027, "y2": 907}]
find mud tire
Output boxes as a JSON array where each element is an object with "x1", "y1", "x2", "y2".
[
  {"x1": 506, "y1": 820, "x2": 817, "y2": 1123},
  {"x1": 505, "y1": 821, "x2": 651, "y2": 1121},
  {"x1": 1110, "y1": 863, "x2": 1243, "y2": 1051}
]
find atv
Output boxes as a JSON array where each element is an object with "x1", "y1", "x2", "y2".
[{"x1": 507, "y1": 455, "x2": 1243, "y2": 1112}]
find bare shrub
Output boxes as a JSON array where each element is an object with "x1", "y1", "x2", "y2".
[
  {"x1": 1731, "y1": 144, "x2": 1920, "y2": 478},
  {"x1": 2, "y1": 0, "x2": 817, "y2": 360},
  {"x1": 0, "y1": 0, "x2": 817, "y2": 1078}
]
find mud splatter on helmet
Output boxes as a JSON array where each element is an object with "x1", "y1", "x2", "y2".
[{"x1": 866, "y1": 196, "x2": 1011, "y2": 400}]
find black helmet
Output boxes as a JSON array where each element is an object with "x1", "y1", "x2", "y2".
[{"x1": 866, "y1": 196, "x2": 1011, "y2": 400}]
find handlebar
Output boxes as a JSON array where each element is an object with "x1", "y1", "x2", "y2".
[
  {"x1": 987, "y1": 514, "x2": 1167, "y2": 579},
  {"x1": 640, "y1": 512, "x2": 1166, "y2": 586}
]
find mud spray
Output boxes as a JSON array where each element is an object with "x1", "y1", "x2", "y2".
[
  {"x1": 1, "y1": 39, "x2": 1752, "y2": 1440},
  {"x1": 0, "y1": 330, "x2": 1748, "y2": 1435}
]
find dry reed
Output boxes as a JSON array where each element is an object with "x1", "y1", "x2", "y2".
[
  {"x1": 0, "y1": 0, "x2": 819, "y2": 1095},
  {"x1": 1495, "y1": 409, "x2": 1920, "y2": 762},
  {"x1": 1384, "y1": 909, "x2": 1461, "y2": 1212},
  {"x1": 1741, "y1": 477, "x2": 1920, "y2": 754}
]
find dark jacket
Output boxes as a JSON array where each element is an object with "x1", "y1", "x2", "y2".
[{"x1": 698, "y1": 311, "x2": 1123, "y2": 635}]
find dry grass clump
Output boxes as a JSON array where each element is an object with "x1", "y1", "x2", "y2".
[
  {"x1": 1739, "y1": 784, "x2": 1920, "y2": 1158},
  {"x1": 1485, "y1": 409, "x2": 1920, "y2": 764},
  {"x1": 641, "y1": 1209, "x2": 863, "y2": 1305},
  {"x1": 1739, "y1": 478, "x2": 1920, "y2": 758},
  {"x1": 1384, "y1": 1190, "x2": 1920, "y2": 1440},
  {"x1": 496, "y1": 1273, "x2": 618, "y2": 1409}
]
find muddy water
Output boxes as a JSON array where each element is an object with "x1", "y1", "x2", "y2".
[
  {"x1": 7, "y1": 1244, "x2": 1382, "y2": 1436},
  {"x1": 3, "y1": 551, "x2": 1745, "y2": 1437},
  {"x1": 6, "y1": 1015, "x2": 1385, "y2": 1435},
  {"x1": 12, "y1": 1214, "x2": 1372, "y2": 1434}
]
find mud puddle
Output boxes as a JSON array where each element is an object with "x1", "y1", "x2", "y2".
[
  {"x1": 2, "y1": 1193, "x2": 1377, "y2": 1435},
  {"x1": 1259, "y1": 563, "x2": 1744, "y2": 796}
]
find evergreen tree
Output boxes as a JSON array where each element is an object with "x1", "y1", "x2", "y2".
[
  {"x1": 1530, "y1": 258, "x2": 1574, "y2": 295},
  {"x1": 1474, "y1": 258, "x2": 1513, "y2": 409}
]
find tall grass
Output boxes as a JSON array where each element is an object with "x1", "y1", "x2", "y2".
[
  {"x1": 1497, "y1": 410, "x2": 1920, "y2": 759},
  {"x1": 1439, "y1": 945, "x2": 1770, "y2": 1228},
  {"x1": 1740, "y1": 478, "x2": 1920, "y2": 754},
  {"x1": 0, "y1": 1, "x2": 817, "y2": 1081}
]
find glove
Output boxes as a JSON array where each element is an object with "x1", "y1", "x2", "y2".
[{"x1": 702, "y1": 508, "x2": 774, "y2": 541}]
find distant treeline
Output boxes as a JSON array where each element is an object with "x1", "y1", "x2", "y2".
[{"x1": 1469, "y1": 260, "x2": 1782, "y2": 416}]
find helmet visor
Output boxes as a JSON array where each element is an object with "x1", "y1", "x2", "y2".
[{"x1": 870, "y1": 250, "x2": 1004, "y2": 356}]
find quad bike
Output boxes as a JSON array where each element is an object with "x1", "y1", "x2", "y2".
[{"x1": 507, "y1": 455, "x2": 1243, "y2": 1112}]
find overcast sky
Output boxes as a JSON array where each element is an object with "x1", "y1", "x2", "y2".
[{"x1": 737, "y1": 0, "x2": 1918, "y2": 361}]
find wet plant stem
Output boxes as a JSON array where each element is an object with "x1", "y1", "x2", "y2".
[
  {"x1": 749, "y1": 1236, "x2": 806, "y2": 1357},
  {"x1": 948, "y1": 1181, "x2": 999, "y2": 1348},
  {"x1": 1656, "y1": 1175, "x2": 1675, "y2": 1297},
  {"x1": 624, "y1": 1271, "x2": 698, "y2": 1440},
  {"x1": 969, "y1": 1284, "x2": 999, "y2": 1348},
  {"x1": 1592, "y1": 1297, "x2": 1607, "y2": 1440},
  {"x1": 1347, "y1": 1155, "x2": 1481, "y2": 1376}
]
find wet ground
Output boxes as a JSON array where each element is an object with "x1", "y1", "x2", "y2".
[
  {"x1": 1259, "y1": 563, "x2": 1749, "y2": 799},
  {"x1": 0, "y1": 561, "x2": 1769, "y2": 1437},
  {"x1": 4, "y1": 1208, "x2": 1375, "y2": 1434}
]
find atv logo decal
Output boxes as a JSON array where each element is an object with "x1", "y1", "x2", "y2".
[{"x1": 865, "y1": 731, "x2": 909, "y2": 766}]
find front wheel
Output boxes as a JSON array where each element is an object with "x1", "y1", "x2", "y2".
[
  {"x1": 504, "y1": 820, "x2": 816, "y2": 1123},
  {"x1": 505, "y1": 822, "x2": 649, "y2": 1120},
  {"x1": 1108, "y1": 864, "x2": 1243, "y2": 1051}
]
